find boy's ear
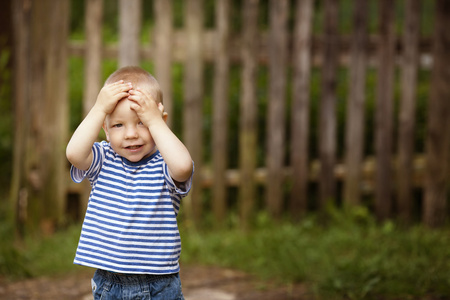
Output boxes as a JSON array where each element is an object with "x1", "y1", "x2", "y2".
[
  {"x1": 162, "y1": 112, "x2": 168, "y2": 123},
  {"x1": 102, "y1": 122, "x2": 110, "y2": 142}
]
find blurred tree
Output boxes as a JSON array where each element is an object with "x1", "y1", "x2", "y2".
[{"x1": 10, "y1": 0, "x2": 69, "y2": 236}]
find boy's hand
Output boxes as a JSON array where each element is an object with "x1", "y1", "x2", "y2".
[
  {"x1": 128, "y1": 88, "x2": 165, "y2": 127},
  {"x1": 96, "y1": 80, "x2": 133, "y2": 115}
]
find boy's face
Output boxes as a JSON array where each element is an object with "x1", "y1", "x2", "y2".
[{"x1": 103, "y1": 99, "x2": 156, "y2": 162}]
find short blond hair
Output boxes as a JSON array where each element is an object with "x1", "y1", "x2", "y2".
[{"x1": 105, "y1": 66, "x2": 163, "y2": 103}]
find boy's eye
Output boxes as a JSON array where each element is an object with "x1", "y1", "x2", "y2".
[
  {"x1": 112, "y1": 123, "x2": 123, "y2": 128},
  {"x1": 138, "y1": 121, "x2": 144, "y2": 126}
]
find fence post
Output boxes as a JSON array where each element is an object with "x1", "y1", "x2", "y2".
[
  {"x1": 319, "y1": 0, "x2": 339, "y2": 209},
  {"x1": 266, "y1": 0, "x2": 288, "y2": 219},
  {"x1": 343, "y1": 0, "x2": 369, "y2": 206},
  {"x1": 239, "y1": 0, "x2": 259, "y2": 230},
  {"x1": 184, "y1": 0, "x2": 204, "y2": 226},
  {"x1": 119, "y1": 0, "x2": 141, "y2": 67},
  {"x1": 290, "y1": 0, "x2": 313, "y2": 220},
  {"x1": 212, "y1": 0, "x2": 230, "y2": 225},
  {"x1": 375, "y1": 0, "x2": 396, "y2": 221},
  {"x1": 397, "y1": 0, "x2": 420, "y2": 224},
  {"x1": 423, "y1": 0, "x2": 450, "y2": 227},
  {"x1": 154, "y1": 0, "x2": 173, "y2": 128}
]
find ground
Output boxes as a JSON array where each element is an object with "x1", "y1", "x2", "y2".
[{"x1": 0, "y1": 265, "x2": 309, "y2": 300}]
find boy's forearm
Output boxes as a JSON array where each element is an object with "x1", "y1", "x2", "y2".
[
  {"x1": 149, "y1": 120, "x2": 193, "y2": 183},
  {"x1": 66, "y1": 106, "x2": 106, "y2": 170}
]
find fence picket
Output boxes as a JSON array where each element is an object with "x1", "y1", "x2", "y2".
[
  {"x1": 239, "y1": 0, "x2": 259, "y2": 229},
  {"x1": 343, "y1": 0, "x2": 369, "y2": 206},
  {"x1": 375, "y1": 0, "x2": 396, "y2": 221},
  {"x1": 423, "y1": 0, "x2": 450, "y2": 227},
  {"x1": 290, "y1": 0, "x2": 313, "y2": 219},
  {"x1": 212, "y1": 0, "x2": 231, "y2": 225},
  {"x1": 119, "y1": 0, "x2": 141, "y2": 67},
  {"x1": 154, "y1": 0, "x2": 174, "y2": 128},
  {"x1": 397, "y1": 0, "x2": 420, "y2": 224},
  {"x1": 184, "y1": 0, "x2": 204, "y2": 225},
  {"x1": 319, "y1": 0, "x2": 339, "y2": 208},
  {"x1": 266, "y1": 0, "x2": 288, "y2": 219}
]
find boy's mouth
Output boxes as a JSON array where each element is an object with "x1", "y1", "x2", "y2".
[{"x1": 125, "y1": 145, "x2": 143, "y2": 150}]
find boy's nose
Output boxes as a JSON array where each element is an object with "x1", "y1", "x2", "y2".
[{"x1": 125, "y1": 126, "x2": 139, "y2": 139}]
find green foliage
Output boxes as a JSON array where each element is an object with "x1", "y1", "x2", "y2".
[
  {"x1": 0, "y1": 208, "x2": 448, "y2": 298},
  {"x1": 0, "y1": 223, "x2": 82, "y2": 279},
  {"x1": 180, "y1": 209, "x2": 450, "y2": 299}
]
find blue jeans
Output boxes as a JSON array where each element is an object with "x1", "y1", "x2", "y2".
[{"x1": 91, "y1": 269, "x2": 184, "y2": 300}]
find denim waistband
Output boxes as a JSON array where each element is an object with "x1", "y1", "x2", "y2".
[{"x1": 97, "y1": 269, "x2": 177, "y2": 285}]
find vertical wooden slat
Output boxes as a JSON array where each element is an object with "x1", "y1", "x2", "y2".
[
  {"x1": 212, "y1": 0, "x2": 230, "y2": 224},
  {"x1": 423, "y1": 0, "x2": 450, "y2": 227},
  {"x1": 266, "y1": 0, "x2": 288, "y2": 219},
  {"x1": 290, "y1": 0, "x2": 313, "y2": 219},
  {"x1": 184, "y1": 0, "x2": 204, "y2": 225},
  {"x1": 154, "y1": 0, "x2": 174, "y2": 128},
  {"x1": 83, "y1": 0, "x2": 103, "y2": 116},
  {"x1": 343, "y1": 0, "x2": 369, "y2": 206},
  {"x1": 397, "y1": 0, "x2": 420, "y2": 224},
  {"x1": 119, "y1": 0, "x2": 141, "y2": 67},
  {"x1": 375, "y1": 0, "x2": 396, "y2": 221},
  {"x1": 319, "y1": 0, "x2": 339, "y2": 208},
  {"x1": 81, "y1": 0, "x2": 103, "y2": 214},
  {"x1": 44, "y1": 0, "x2": 69, "y2": 229},
  {"x1": 239, "y1": 0, "x2": 259, "y2": 229}
]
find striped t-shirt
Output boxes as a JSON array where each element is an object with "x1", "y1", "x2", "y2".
[{"x1": 70, "y1": 141, "x2": 192, "y2": 274}]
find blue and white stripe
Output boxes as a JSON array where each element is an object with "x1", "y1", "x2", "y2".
[{"x1": 70, "y1": 141, "x2": 192, "y2": 274}]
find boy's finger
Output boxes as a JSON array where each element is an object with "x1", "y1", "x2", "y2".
[
  {"x1": 106, "y1": 80, "x2": 124, "y2": 86},
  {"x1": 135, "y1": 87, "x2": 155, "y2": 103},
  {"x1": 129, "y1": 103, "x2": 140, "y2": 111}
]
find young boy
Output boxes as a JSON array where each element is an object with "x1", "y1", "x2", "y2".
[{"x1": 66, "y1": 66, "x2": 193, "y2": 300}]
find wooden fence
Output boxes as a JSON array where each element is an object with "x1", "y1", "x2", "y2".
[{"x1": 11, "y1": 0, "x2": 450, "y2": 233}]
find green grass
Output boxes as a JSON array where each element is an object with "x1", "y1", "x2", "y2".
[
  {"x1": 179, "y1": 208, "x2": 450, "y2": 299},
  {"x1": 0, "y1": 208, "x2": 449, "y2": 299},
  {"x1": 0, "y1": 223, "x2": 83, "y2": 280}
]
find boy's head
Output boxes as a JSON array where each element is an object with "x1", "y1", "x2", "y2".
[
  {"x1": 103, "y1": 66, "x2": 164, "y2": 162},
  {"x1": 105, "y1": 66, "x2": 163, "y2": 104}
]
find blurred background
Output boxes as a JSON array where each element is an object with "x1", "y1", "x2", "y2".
[{"x1": 0, "y1": 0, "x2": 449, "y2": 299}]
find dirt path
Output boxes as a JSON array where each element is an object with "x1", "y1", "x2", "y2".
[{"x1": 0, "y1": 265, "x2": 309, "y2": 300}]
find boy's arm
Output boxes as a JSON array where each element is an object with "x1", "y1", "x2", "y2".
[
  {"x1": 128, "y1": 89, "x2": 193, "y2": 183},
  {"x1": 149, "y1": 118, "x2": 193, "y2": 183},
  {"x1": 66, "y1": 81, "x2": 132, "y2": 171}
]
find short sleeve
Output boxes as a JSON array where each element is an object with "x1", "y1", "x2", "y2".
[
  {"x1": 162, "y1": 161, "x2": 194, "y2": 196},
  {"x1": 70, "y1": 142, "x2": 106, "y2": 185}
]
